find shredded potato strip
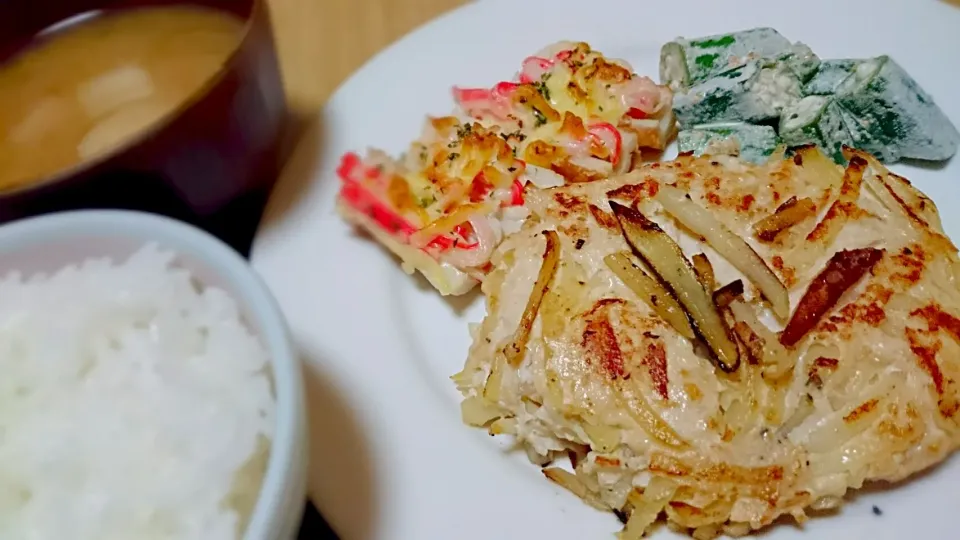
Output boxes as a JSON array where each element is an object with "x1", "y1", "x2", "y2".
[
  {"x1": 482, "y1": 356, "x2": 505, "y2": 401},
  {"x1": 692, "y1": 253, "x2": 716, "y2": 292},
  {"x1": 846, "y1": 147, "x2": 957, "y2": 252},
  {"x1": 842, "y1": 147, "x2": 936, "y2": 225},
  {"x1": 713, "y1": 280, "x2": 744, "y2": 309},
  {"x1": 729, "y1": 301, "x2": 794, "y2": 378},
  {"x1": 803, "y1": 156, "x2": 866, "y2": 248},
  {"x1": 620, "y1": 478, "x2": 678, "y2": 539},
  {"x1": 656, "y1": 184, "x2": 790, "y2": 320},
  {"x1": 795, "y1": 145, "x2": 843, "y2": 191},
  {"x1": 793, "y1": 376, "x2": 893, "y2": 453},
  {"x1": 604, "y1": 251, "x2": 696, "y2": 340},
  {"x1": 842, "y1": 148, "x2": 898, "y2": 213},
  {"x1": 753, "y1": 196, "x2": 818, "y2": 242},
  {"x1": 623, "y1": 391, "x2": 688, "y2": 449},
  {"x1": 502, "y1": 230, "x2": 561, "y2": 366},
  {"x1": 583, "y1": 423, "x2": 620, "y2": 453},
  {"x1": 778, "y1": 393, "x2": 814, "y2": 439},
  {"x1": 611, "y1": 201, "x2": 740, "y2": 372},
  {"x1": 542, "y1": 467, "x2": 609, "y2": 510},
  {"x1": 460, "y1": 396, "x2": 503, "y2": 426},
  {"x1": 721, "y1": 358, "x2": 763, "y2": 438}
]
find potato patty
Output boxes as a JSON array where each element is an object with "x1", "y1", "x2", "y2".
[{"x1": 454, "y1": 147, "x2": 960, "y2": 538}]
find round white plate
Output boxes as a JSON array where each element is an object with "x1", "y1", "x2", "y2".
[{"x1": 252, "y1": 1, "x2": 960, "y2": 538}]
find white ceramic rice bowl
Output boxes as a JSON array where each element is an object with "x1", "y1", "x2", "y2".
[{"x1": 0, "y1": 209, "x2": 307, "y2": 540}]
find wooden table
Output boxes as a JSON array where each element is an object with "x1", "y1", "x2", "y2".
[{"x1": 267, "y1": 0, "x2": 467, "y2": 117}]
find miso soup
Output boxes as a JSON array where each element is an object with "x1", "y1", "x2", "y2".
[{"x1": 0, "y1": 6, "x2": 244, "y2": 191}]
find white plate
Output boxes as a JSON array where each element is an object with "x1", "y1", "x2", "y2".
[{"x1": 252, "y1": 1, "x2": 960, "y2": 538}]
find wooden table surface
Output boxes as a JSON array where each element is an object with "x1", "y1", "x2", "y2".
[{"x1": 266, "y1": 0, "x2": 467, "y2": 117}]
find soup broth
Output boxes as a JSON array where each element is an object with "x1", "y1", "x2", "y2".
[{"x1": 0, "y1": 6, "x2": 243, "y2": 191}]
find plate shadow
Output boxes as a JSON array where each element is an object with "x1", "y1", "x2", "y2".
[{"x1": 300, "y1": 343, "x2": 379, "y2": 540}]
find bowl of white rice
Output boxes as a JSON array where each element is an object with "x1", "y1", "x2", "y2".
[{"x1": 0, "y1": 210, "x2": 306, "y2": 540}]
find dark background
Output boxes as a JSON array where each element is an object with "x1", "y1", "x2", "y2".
[{"x1": 298, "y1": 503, "x2": 337, "y2": 539}]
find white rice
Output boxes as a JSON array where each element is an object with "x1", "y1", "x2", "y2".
[{"x1": 0, "y1": 244, "x2": 276, "y2": 540}]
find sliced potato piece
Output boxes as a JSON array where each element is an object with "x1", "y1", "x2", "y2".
[
  {"x1": 460, "y1": 396, "x2": 502, "y2": 426},
  {"x1": 655, "y1": 184, "x2": 790, "y2": 320},
  {"x1": 713, "y1": 279, "x2": 744, "y2": 309},
  {"x1": 842, "y1": 146, "x2": 898, "y2": 211},
  {"x1": 780, "y1": 247, "x2": 884, "y2": 347},
  {"x1": 692, "y1": 253, "x2": 716, "y2": 292},
  {"x1": 605, "y1": 251, "x2": 696, "y2": 340},
  {"x1": 753, "y1": 196, "x2": 818, "y2": 242},
  {"x1": 859, "y1": 162, "x2": 910, "y2": 220},
  {"x1": 804, "y1": 156, "x2": 866, "y2": 247},
  {"x1": 730, "y1": 300, "x2": 793, "y2": 377},
  {"x1": 502, "y1": 230, "x2": 561, "y2": 366},
  {"x1": 732, "y1": 320, "x2": 764, "y2": 364},
  {"x1": 793, "y1": 144, "x2": 843, "y2": 190},
  {"x1": 610, "y1": 201, "x2": 740, "y2": 372}
]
